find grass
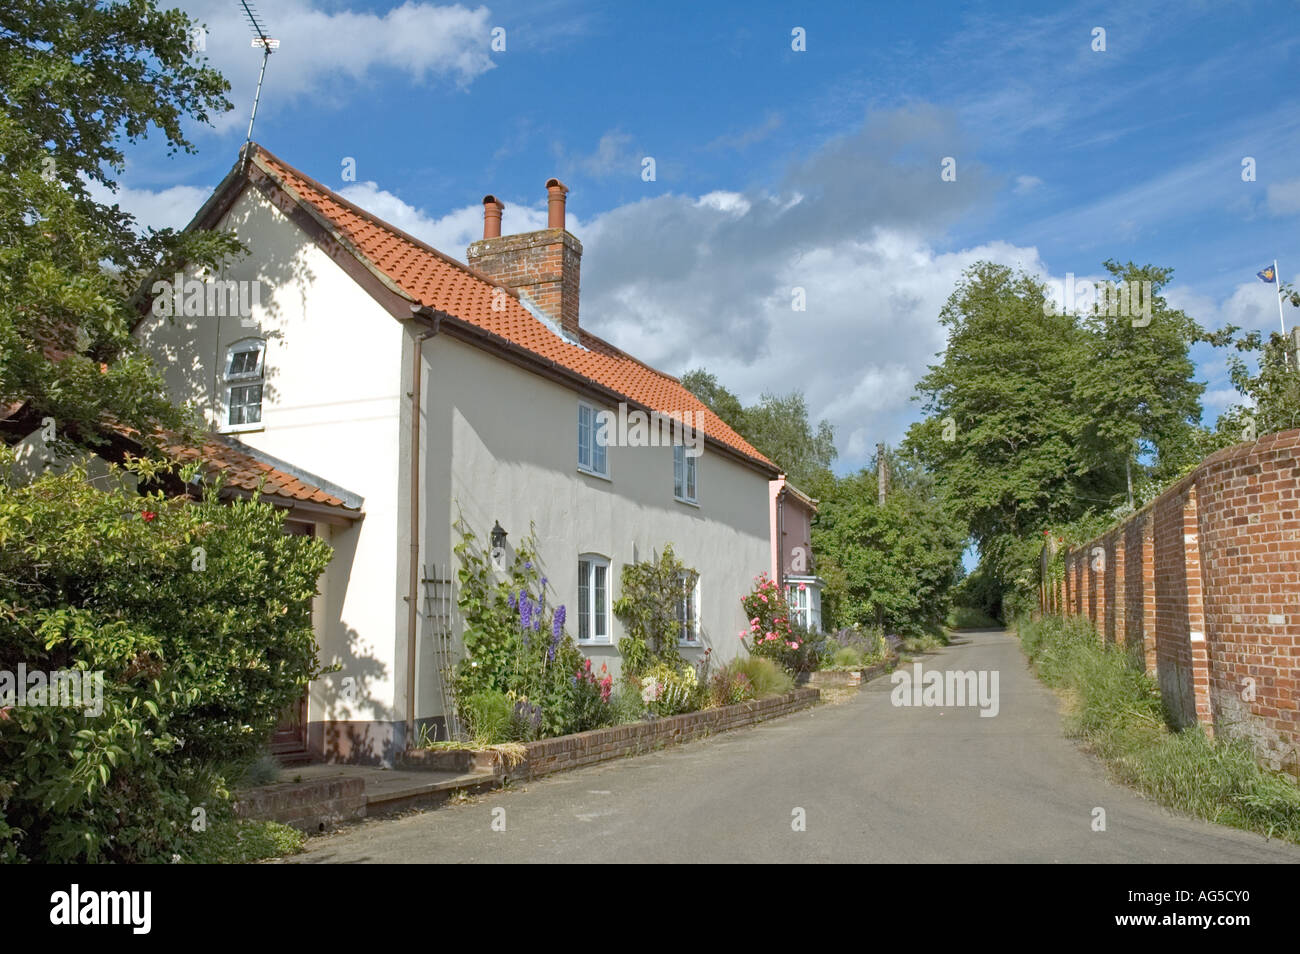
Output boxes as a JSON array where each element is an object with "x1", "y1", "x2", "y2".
[
  {"x1": 186, "y1": 817, "x2": 305, "y2": 864},
  {"x1": 727, "y1": 656, "x2": 794, "y2": 697},
  {"x1": 1021, "y1": 614, "x2": 1300, "y2": 843},
  {"x1": 900, "y1": 632, "x2": 947, "y2": 654},
  {"x1": 945, "y1": 605, "x2": 1002, "y2": 630}
]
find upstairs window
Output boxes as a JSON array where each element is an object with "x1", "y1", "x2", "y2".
[
  {"x1": 223, "y1": 338, "x2": 264, "y2": 430},
  {"x1": 673, "y1": 444, "x2": 698, "y2": 503},
  {"x1": 578, "y1": 402, "x2": 608, "y2": 477}
]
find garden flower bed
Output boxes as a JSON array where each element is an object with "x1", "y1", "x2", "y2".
[{"x1": 402, "y1": 687, "x2": 821, "y2": 780}]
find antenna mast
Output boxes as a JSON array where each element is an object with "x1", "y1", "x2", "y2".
[{"x1": 240, "y1": 0, "x2": 280, "y2": 144}]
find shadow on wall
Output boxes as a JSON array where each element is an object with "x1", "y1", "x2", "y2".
[{"x1": 139, "y1": 195, "x2": 320, "y2": 422}]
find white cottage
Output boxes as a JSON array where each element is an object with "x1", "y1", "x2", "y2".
[{"x1": 135, "y1": 144, "x2": 778, "y2": 764}]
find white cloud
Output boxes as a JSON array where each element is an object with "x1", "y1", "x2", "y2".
[
  {"x1": 695, "y1": 191, "x2": 751, "y2": 216},
  {"x1": 87, "y1": 180, "x2": 214, "y2": 231},
  {"x1": 183, "y1": 1, "x2": 496, "y2": 132},
  {"x1": 1266, "y1": 177, "x2": 1300, "y2": 216},
  {"x1": 1014, "y1": 175, "x2": 1043, "y2": 194}
]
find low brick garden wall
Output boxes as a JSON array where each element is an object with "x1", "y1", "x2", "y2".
[
  {"x1": 234, "y1": 775, "x2": 365, "y2": 833},
  {"x1": 401, "y1": 687, "x2": 821, "y2": 780},
  {"x1": 797, "y1": 658, "x2": 895, "y2": 689}
]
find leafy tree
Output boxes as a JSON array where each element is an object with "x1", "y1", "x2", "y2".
[
  {"x1": 1212, "y1": 329, "x2": 1300, "y2": 442},
  {"x1": 0, "y1": 0, "x2": 240, "y2": 442},
  {"x1": 905, "y1": 263, "x2": 1090, "y2": 570},
  {"x1": 681, "y1": 368, "x2": 836, "y2": 488},
  {"x1": 812, "y1": 451, "x2": 966, "y2": 634},
  {"x1": 680, "y1": 368, "x2": 746, "y2": 434},
  {"x1": 905, "y1": 260, "x2": 1210, "y2": 618},
  {"x1": 743, "y1": 390, "x2": 837, "y2": 488},
  {"x1": 1074, "y1": 261, "x2": 1207, "y2": 497}
]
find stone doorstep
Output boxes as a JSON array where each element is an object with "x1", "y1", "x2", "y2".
[{"x1": 363, "y1": 770, "x2": 500, "y2": 818}]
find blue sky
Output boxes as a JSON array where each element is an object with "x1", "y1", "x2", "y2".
[{"x1": 112, "y1": 0, "x2": 1300, "y2": 473}]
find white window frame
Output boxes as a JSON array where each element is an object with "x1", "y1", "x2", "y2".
[
  {"x1": 577, "y1": 554, "x2": 612, "y2": 644},
  {"x1": 786, "y1": 584, "x2": 811, "y2": 630},
  {"x1": 220, "y1": 338, "x2": 266, "y2": 433},
  {"x1": 673, "y1": 444, "x2": 698, "y2": 504},
  {"x1": 577, "y1": 402, "x2": 609, "y2": 479},
  {"x1": 677, "y1": 571, "x2": 701, "y2": 645}
]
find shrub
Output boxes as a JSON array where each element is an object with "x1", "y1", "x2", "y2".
[
  {"x1": 816, "y1": 624, "x2": 886, "y2": 668},
  {"x1": 727, "y1": 656, "x2": 794, "y2": 698},
  {"x1": 612, "y1": 545, "x2": 697, "y2": 677},
  {"x1": 830, "y1": 646, "x2": 866, "y2": 669},
  {"x1": 739, "y1": 573, "x2": 810, "y2": 672},
  {"x1": 0, "y1": 454, "x2": 331, "y2": 863},
  {"x1": 946, "y1": 605, "x2": 1001, "y2": 630},
  {"x1": 638, "y1": 661, "x2": 702, "y2": 716},
  {"x1": 707, "y1": 668, "x2": 755, "y2": 707},
  {"x1": 569, "y1": 658, "x2": 615, "y2": 733},
  {"x1": 608, "y1": 681, "x2": 647, "y2": 724},
  {"x1": 452, "y1": 521, "x2": 596, "y2": 739}
]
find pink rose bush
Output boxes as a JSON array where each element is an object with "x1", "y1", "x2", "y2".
[{"x1": 739, "y1": 573, "x2": 814, "y2": 673}]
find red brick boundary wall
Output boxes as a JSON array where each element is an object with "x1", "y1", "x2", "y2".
[{"x1": 1049, "y1": 431, "x2": 1300, "y2": 775}]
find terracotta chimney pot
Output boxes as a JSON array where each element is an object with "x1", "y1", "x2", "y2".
[
  {"x1": 546, "y1": 178, "x2": 569, "y2": 230},
  {"x1": 482, "y1": 194, "x2": 504, "y2": 239}
]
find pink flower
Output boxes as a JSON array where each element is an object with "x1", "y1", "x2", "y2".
[
  {"x1": 750, "y1": 618, "x2": 760, "y2": 626},
  {"x1": 798, "y1": 583, "x2": 806, "y2": 591}
]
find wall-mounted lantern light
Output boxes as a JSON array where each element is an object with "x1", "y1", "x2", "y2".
[{"x1": 491, "y1": 520, "x2": 508, "y2": 552}]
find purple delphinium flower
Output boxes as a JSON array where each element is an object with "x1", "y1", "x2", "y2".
[
  {"x1": 507, "y1": 591, "x2": 517, "y2": 610},
  {"x1": 552, "y1": 605, "x2": 566, "y2": 639},
  {"x1": 518, "y1": 592, "x2": 533, "y2": 632}
]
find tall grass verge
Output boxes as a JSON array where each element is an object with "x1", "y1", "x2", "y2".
[{"x1": 1021, "y1": 615, "x2": 1300, "y2": 843}]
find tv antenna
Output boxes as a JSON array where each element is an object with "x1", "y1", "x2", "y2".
[{"x1": 240, "y1": 0, "x2": 280, "y2": 143}]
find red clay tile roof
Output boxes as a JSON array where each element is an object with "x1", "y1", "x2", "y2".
[
  {"x1": 0, "y1": 398, "x2": 360, "y2": 517},
  {"x1": 246, "y1": 144, "x2": 775, "y2": 472},
  {"x1": 168, "y1": 434, "x2": 361, "y2": 514}
]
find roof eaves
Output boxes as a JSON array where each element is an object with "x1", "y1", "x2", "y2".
[{"x1": 215, "y1": 434, "x2": 365, "y2": 512}]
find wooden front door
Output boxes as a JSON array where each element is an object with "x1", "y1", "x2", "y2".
[{"x1": 270, "y1": 519, "x2": 314, "y2": 760}]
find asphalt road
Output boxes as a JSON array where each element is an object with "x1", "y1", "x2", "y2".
[{"x1": 289, "y1": 629, "x2": 1300, "y2": 863}]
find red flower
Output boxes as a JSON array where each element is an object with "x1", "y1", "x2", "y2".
[{"x1": 141, "y1": 510, "x2": 157, "y2": 522}]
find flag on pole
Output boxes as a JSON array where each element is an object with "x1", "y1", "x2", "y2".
[{"x1": 1258, "y1": 264, "x2": 1277, "y2": 283}]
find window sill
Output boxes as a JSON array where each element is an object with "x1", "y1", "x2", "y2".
[
  {"x1": 577, "y1": 466, "x2": 611, "y2": 482},
  {"x1": 575, "y1": 638, "x2": 612, "y2": 647},
  {"x1": 673, "y1": 495, "x2": 700, "y2": 508},
  {"x1": 678, "y1": 640, "x2": 703, "y2": 648},
  {"x1": 219, "y1": 422, "x2": 265, "y2": 435}
]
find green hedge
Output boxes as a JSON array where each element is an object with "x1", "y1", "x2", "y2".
[{"x1": 0, "y1": 456, "x2": 331, "y2": 862}]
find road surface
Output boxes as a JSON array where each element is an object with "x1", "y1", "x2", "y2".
[{"x1": 289, "y1": 629, "x2": 1300, "y2": 863}]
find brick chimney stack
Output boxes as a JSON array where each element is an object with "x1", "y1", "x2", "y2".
[{"x1": 468, "y1": 179, "x2": 583, "y2": 339}]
